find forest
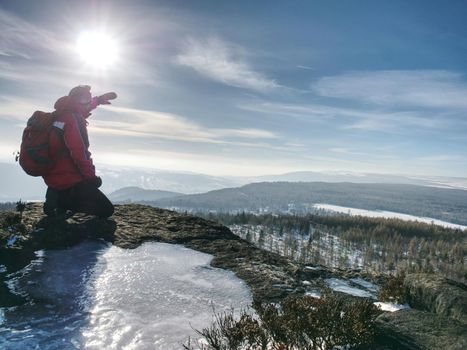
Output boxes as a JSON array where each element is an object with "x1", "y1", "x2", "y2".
[
  {"x1": 200, "y1": 211, "x2": 467, "y2": 283},
  {"x1": 0, "y1": 202, "x2": 15, "y2": 212},
  {"x1": 3, "y1": 199, "x2": 465, "y2": 282},
  {"x1": 153, "y1": 182, "x2": 467, "y2": 225}
]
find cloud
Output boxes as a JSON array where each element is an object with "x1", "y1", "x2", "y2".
[
  {"x1": 329, "y1": 147, "x2": 368, "y2": 156},
  {"x1": 92, "y1": 105, "x2": 279, "y2": 145},
  {"x1": 0, "y1": 9, "x2": 59, "y2": 58},
  {"x1": 312, "y1": 70, "x2": 467, "y2": 109},
  {"x1": 0, "y1": 95, "x2": 50, "y2": 121},
  {"x1": 239, "y1": 101, "x2": 447, "y2": 132},
  {"x1": 94, "y1": 147, "x2": 308, "y2": 177},
  {"x1": 341, "y1": 111, "x2": 444, "y2": 132},
  {"x1": 416, "y1": 154, "x2": 466, "y2": 162},
  {"x1": 176, "y1": 37, "x2": 279, "y2": 92},
  {"x1": 239, "y1": 102, "x2": 336, "y2": 121}
]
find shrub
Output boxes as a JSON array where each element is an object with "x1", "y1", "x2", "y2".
[
  {"x1": 379, "y1": 271, "x2": 407, "y2": 304},
  {"x1": 185, "y1": 291, "x2": 378, "y2": 350}
]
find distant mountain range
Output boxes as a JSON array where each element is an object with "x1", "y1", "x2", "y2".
[
  {"x1": 108, "y1": 187, "x2": 182, "y2": 202},
  {"x1": 236, "y1": 171, "x2": 467, "y2": 190},
  {"x1": 1, "y1": 161, "x2": 466, "y2": 205},
  {"x1": 0, "y1": 162, "x2": 241, "y2": 201},
  {"x1": 97, "y1": 165, "x2": 240, "y2": 194},
  {"x1": 147, "y1": 182, "x2": 467, "y2": 226}
]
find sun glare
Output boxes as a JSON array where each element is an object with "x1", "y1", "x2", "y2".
[{"x1": 76, "y1": 31, "x2": 119, "y2": 68}]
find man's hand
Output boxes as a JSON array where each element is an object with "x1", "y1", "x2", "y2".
[
  {"x1": 86, "y1": 176, "x2": 103, "y2": 188},
  {"x1": 98, "y1": 92, "x2": 117, "y2": 105}
]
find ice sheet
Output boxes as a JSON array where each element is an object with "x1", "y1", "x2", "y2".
[{"x1": 0, "y1": 241, "x2": 252, "y2": 349}]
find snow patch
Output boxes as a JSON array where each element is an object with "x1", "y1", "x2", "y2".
[
  {"x1": 304, "y1": 266, "x2": 322, "y2": 271},
  {"x1": 313, "y1": 204, "x2": 467, "y2": 230},
  {"x1": 305, "y1": 291, "x2": 321, "y2": 299},
  {"x1": 326, "y1": 278, "x2": 375, "y2": 298},
  {"x1": 6, "y1": 236, "x2": 19, "y2": 247},
  {"x1": 374, "y1": 302, "x2": 410, "y2": 312},
  {"x1": 350, "y1": 278, "x2": 379, "y2": 293}
]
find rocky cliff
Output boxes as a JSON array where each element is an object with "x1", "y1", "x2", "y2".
[
  {"x1": 404, "y1": 273, "x2": 467, "y2": 324},
  {"x1": 1, "y1": 203, "x2": 304, "y2": 306},
  {"x1": 1, "y1": 203, "x2": 466, "y2": 349}
]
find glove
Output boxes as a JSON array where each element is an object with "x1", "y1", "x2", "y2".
[
  {"x1": 97, "y1": 92, "x2": 117, "y2": 105},
  {"x1": 86, "y1": 176, "x2": 102, "y2": 188}
]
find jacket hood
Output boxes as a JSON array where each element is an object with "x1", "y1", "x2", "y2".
[{"x1": 54, "y1": 96, "x2": 90, "y2": 117}]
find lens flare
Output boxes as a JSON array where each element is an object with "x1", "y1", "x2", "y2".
[{"x1": 76, "y1": 31, "x2": 119, "y2": 68}]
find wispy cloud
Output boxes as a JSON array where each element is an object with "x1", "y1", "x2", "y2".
[
  {"x1": 329, "y1": 147, "x2": 368, "y2": 156},
  {"x1": 176, "y1": 37, "x2": 279, "y2": 92},
  {"x1": 0, "y1": 95, "x2": 49, "y2": 121},
  {"x1": 416, "y1": 154, "x2": 466, "y2": 162},
  {"x1": 0, "y1": 9, "x2": 59, "y2": 58},
  {"x1": 239, "y1": 101, "x2": 447, "y2": 132},
  {"x1": 312, "y1": 70, "x2": 467, "y2": 109},
  {"x1": 93, "y1": 105, "x2": 278, "y2": 145},
  {"x1": 239, "y1": 102, "x2": 337, "y2": 121}
]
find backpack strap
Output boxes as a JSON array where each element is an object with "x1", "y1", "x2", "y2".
[
  {"x1": 51, "y1": 111, "x2": 69, "y2": 158},
  {"x1": 72, "y1": 112, "x2": 90, "y2": 149}
]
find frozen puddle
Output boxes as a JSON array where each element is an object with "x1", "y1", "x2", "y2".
[{"x1": 0, "y1": 241, "x2": 252, "y2": 349}]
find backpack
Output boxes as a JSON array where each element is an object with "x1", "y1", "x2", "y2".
[{"x1": 18, "y1": 111, "x2": 61, "y2": 177}]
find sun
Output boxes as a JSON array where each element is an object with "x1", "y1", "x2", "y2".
[{"x1": 76, "y1": 31, "x2": 119, "y2": 68}]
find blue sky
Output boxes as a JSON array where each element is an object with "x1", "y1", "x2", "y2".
[{"x1": 1, "y1": 0, "x2": 466, "y2": 176}]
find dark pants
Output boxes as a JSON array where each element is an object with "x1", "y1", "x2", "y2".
[{"x1": 44, "y1": 181, "x2": 114, "y2": 218}]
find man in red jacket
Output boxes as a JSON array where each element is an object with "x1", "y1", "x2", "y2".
[{"x1": 43, "y1": 85, "x2": 116, "y2": 219}]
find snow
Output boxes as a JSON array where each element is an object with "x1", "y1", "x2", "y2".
[
  {"x1": 325, "y1": 278, "x2": 376, "y2": 298},
  {"x1": 6, "y1": 236, "x2": 19, "y2": 247},
  {"x1": 305, "y1": 291, "x2": 321, "y2": 299},
  {"x1": 231, "y1": 224, "x2": 367, "y2": 271},
  {"x1": 313, "y1": 204, "x2": 467, "y2": 230},
  {"x1": 0, "y1": 241, "x2": 252, "y2": 349},
  {"x1": 374, "y1": 302, "x2": 410, "y2": 312},
  {"x1": 304, "y1": 266, "x2": 322, "y2": 271},
  {"x1": 0, "y1": 265, "x2": 6, "y2": 273},
  {"x1": 350, "y1": 278, "x2": 379, "y2": 293}
]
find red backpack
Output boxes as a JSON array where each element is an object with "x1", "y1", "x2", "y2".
[{"x1": 18, "y1": 111, "x2": 60, "y2": 176}]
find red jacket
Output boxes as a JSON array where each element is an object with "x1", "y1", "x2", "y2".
[{"x1": 42, "y1": 96, "x2": 99, "y2": 190}]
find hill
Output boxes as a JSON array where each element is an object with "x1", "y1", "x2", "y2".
[
  {"x1": 151, "y1": 182, "x2": 467, "y2": 225},
  {"x1": 1, "y1": 203, "x2": 466, "y2": 349},
  {"x1": 3, "y1": 160, "x2": 466, "y2": 202},
  {"x1": 108, "y1": 186, "x2": 182, "y2": 202}
]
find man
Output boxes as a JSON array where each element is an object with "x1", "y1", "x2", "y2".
[{"x1": 43, "y1": 85, "x2": 116, "y2": 219}]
